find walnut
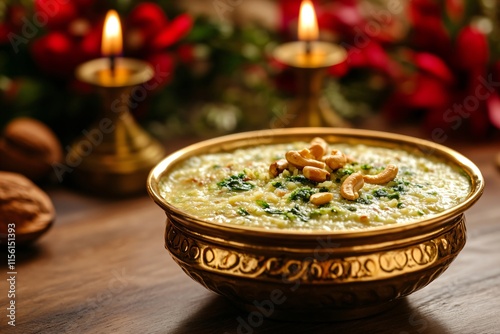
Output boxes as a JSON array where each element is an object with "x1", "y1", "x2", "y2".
[
  {"x1": 0, "y1": 117, "x2": 62, "y2": 181},
  {"x1": 0, "y1": 172, "x2": 55, "y2": 245}
]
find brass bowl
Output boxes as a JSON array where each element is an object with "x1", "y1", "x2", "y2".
[{"x1": 147, "y1": 128, "x2": 484, "y2": 321}]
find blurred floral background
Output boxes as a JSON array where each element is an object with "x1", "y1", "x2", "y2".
[{"x1": 1, "y1": 0, "x2": 500, "y2": 145}]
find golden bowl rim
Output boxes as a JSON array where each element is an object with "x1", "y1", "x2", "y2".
[{"x1": 147, "y1": 127, "x2": 484, "y2": 238}]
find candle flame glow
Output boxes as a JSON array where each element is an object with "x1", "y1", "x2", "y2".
[
  {"x1": 102, "y1": 10, "x2": 122, "y2": 56},
  {"x1": 298, "y1": 0, "x2": 318, "y2": 41}
]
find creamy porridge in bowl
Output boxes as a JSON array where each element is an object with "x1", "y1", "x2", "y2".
[
  {"x1": 147, "y1": 128, "x2": 483, "y2": 320},
  {"x1": 160, "y1": 140, "x2": 470, "y2": 231}
]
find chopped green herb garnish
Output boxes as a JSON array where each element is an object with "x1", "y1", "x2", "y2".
[
  {"x1": 361, "y1": 164, "x2": 372, "y2": 170},
  {"x1": 288, "y1": 205, "x2": 310, "y2": 221},
  {"x1": 289, "y1": 187, "x2": 315, "y2": 202},
  {"x1": 286, "y1": 175, "x2": 316, "y2": 186},
  {"x1": 238, "y1": 207, "x2": 249, "y2": 216},
  {"x1": 388, "y1": 193, "x2": 400, "y2": 200},
  {"x1": 372, "y1": 188, "x2": 389, "y2": 198},
  {"x1": 256, "y1": 199, "x2": 269, "y2": 208},
  {"x1": 330, "y1": 206, "x2": 340, "y2": 213},
  {"x1": 257, "y1": 200, "x2": 284, "y2": 215},
  {"x1": 319, "y1": 187, "x2": 329, "y2": 193},
  {"x1": 389, "y1": 180, "x2": 407, "y2": 192},
  {"x1": 265, "y1": 208, "x2": 284, "y2": 215},
  {"x1": 356, "y1": 196, "x2": 373, "y2": 205},
  {"x1": 272, "y1": 181, "x2": 286, "y2": 189},
  {"x1": 217, "y1": 173, "x2": 254, "y2": 191},
  {"x1": 397, "y1": 202, "x2": 405, "y2": 209},
  {"x1": 346, "y1": 206, "x2": 357, "y2": 212},
  {"x1": 417, "y1": 210, "x2": 424, "y2": 216},
  {"x1": 372, "y1": 188, "x2": 400, "y2": 200},
  {"x1": 312, "y1": 204, "x2": 340, "y2": 217},
  {"x1": 256, "y1": 201, "x2": 310, "y2": 220},
  {"x1": 336, "y1": 167, "x2": 354, "y2": 178}
]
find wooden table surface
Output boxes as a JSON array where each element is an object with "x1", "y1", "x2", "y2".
[{"x1": 2, "y1": 129, "x2": 500, "y2": 334}]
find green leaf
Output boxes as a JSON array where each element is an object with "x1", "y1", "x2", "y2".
[
  {"x1": 256, "y1": 199, "x2": 269, "y2": 208},
  {"x1": 360, "y1": 164, "x2": 372, "y2": 170},
  {"x1": 272, "y1": 181, "x2": 286, "y2": 189},
  {"x1": 388, "y1": 193, "x2": 400, "y2": 200},
  {"x1": 372, "y1": 189, "x2": 389, "y2": 198},
  {"x1": 238, "y1": 207, "x2": 249, "y2": 216},
  {"x1": 356, "y1": 196, "x2": 372, "y2": 205},
  {"x1": 217, "y1": 173, "x2": 254, "y2": 191},
  {"x1": 286, "y1": 175, "x2": 316, "y2": 186},
  {"x1": 287, "y1": 205, "x2": 310, "y2": 221},
  {"x1": 256, "y1": 200, "x2": 284, "y2": 215},
  {"x1": 289, "y1": 187, "x2": 315, "y2": 202}
]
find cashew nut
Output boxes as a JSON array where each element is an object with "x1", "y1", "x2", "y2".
[
  {"x1": 310, "y1": 137, "x2": 328, "y2": 153},
  {"x1": 324, "y1": 149, "x2": 347, "y2": 170},
  {"x1": 340, "y1": 172, "x2": 364, "y2": 201},
  {"x1": 363, "y1": 164, "x2": 398, "y2": 184},
  {"x1": 310, "y1": 192, "x2": 333, "y2": 206},
  {"x1": 309, "y1": 137, "x2": 328, "y2": 160},
  {"x1": 303, "y1": 166, "x2": 330, "y2": 182},
  {"x1": 269, "y1": 159, "x2": 289, "y2": 177},
  {"x1": 299, "y1": 148, "x2": 315, "y2": 160},
  {"x1": 285, "y1": 150, "x2": 326, "y2": 169}
]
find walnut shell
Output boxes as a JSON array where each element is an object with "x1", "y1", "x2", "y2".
[
  {"x1": 0, "y1": 172, "x2": 55, "y2": 245},
  {"x1": 0, "y1": 117, "x2": 62, "y2": 180}
]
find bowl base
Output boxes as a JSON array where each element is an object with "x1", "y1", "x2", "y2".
[{"x1": 232, "y1": 298, "x2": 400, "y2": 322}]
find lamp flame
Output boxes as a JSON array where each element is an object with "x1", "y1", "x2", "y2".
[
  {"x1": 298, "y1": 0, "x2": 319, "y2": 41},
  {"x1": 102, "y1": 10, "x2": 122, "y2": 57}
]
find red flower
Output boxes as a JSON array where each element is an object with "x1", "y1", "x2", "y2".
[
  {"x1": 411, "y1": 17, "x2": 451, "y2": 60},
  {"x1": 454, "y1": 26, "x2": 489, "y2": 73},
  {"x1": 123, "y1": 4, "x2": 192, "y2": 89},
  {"x1": 380, "y1": 0, "x2": 499, "y2": 137},
  {"x1": 126, "y1": 5, "x2": 192, "y2": 55},
  {"x1": 384, "y1": 69, "x2": 452, "y2": 123},
  {"x1": 346, "y1": 40, "x2": 399, "y2": 77},
  {"x1": 384, "y1": 23, "x2": 497, "y2": 138},
  {"x1": 30, "y1": 0, "x2": 104, "y2": 78},
  {"x1": 127, "y1": 2, "x2": 168, "y2": 41},
  {"x1": 316, "y1": 1, "x2": 365, "y2": 41},
  {"x1": 31, "y1": 32, "x2": 83, "y2": 78},
  {"x1": 150, "y1": 14, "x2": 192, "y2": 51},
  {"x1": 34, "y1": 0, "x2": 79, "y2": 30},
  {"x1": 414, "y1": 52, "x2": 454, "y2": 84},
  {"x1": 408, "y1": 0, "x2": 453, "y2": 60}
]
